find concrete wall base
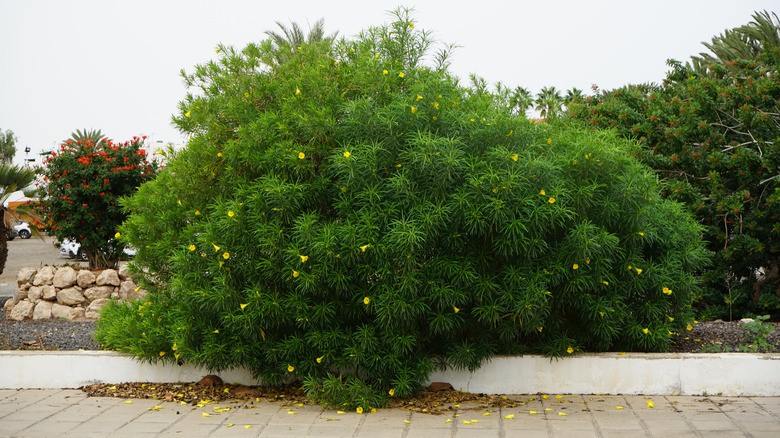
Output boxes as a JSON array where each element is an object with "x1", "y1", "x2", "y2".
[{"x1": 1, "y1": 351, "x2": 778, "y2": 396}]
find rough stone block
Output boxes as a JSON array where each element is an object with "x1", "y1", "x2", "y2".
[
  {"x1": 33, "y1": 301, "x2": 53, "y2": 320},
  {"x1": 32, "y1": 266, "x2": 56, "y2": 286},
  {"x1": 51, "y1": 303, "x2": 72, "y2": 319},
  {"x1": 77, "y1": 269, "x2": 97, "y2": 289},
  {"x1": 57, "y1": 287, "x2": 86, "y2": 306},
  {"x1": 69, "y1": 307, "x2": 86, "y2": 321},
  {"x1": 96, "y1": 269, "x2": 121, "y2": 287},
  {"x1": 84, "y1": 286, "x2": 113, "y2": 302},
  {"x1": 118, "y1": 280, "x2": 139, "y2": 300},
  {"x1": 27, "y1": 286, "x2": 43, "y2": 302},
  {"x1": 9, "y1": 299, "x2": 34, "y2": 321},
  {"x1": 16, "y1": 268, "x2": 36, "y2": 287},
  {"x1": 85, "y1": 298, "x2": 109, "y2": 319},
  {"x1": 42, "y1": 285, "x2": 56, "y2": 301},
  {"x1": 52, "y1": 267, "x2": 78, "y2": 288}
]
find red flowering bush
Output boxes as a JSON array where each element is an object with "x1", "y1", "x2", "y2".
[{"x1": 40, "y1": 136, "x2": 158, "y2": 269}]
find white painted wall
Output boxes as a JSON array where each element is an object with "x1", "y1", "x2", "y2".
[{"x1": 1, "y1": 351, "x2": 778, "y2": 396}]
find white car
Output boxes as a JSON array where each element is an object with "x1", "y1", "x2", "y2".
[
  {"x1": 14, "y1": 222, "x2": 31, "y2": 239},
  {"x1": 58, "y1": 238, "x2": 137, "y2": 261}
]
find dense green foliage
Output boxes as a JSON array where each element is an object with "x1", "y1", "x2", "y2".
[
  {"x1": 0, "y1": 163, "x2": 38, "y2": 275},
  {"x1": 567, "y1": 11, "x2": 780, "y2": 320},
  {"x1": 40, "y1": 136, "x2": 157, "y2": 269},
  {"x1": 96, "y1": 10, "x2": 709, "y2": 409}
]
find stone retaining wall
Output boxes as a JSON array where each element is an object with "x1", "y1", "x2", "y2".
[{"x1": 3, "y1": 266, "x2": 147, "y2": 321}]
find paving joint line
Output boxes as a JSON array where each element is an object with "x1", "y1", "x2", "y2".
[
  {"x1": 621, "y1": 395, "x2": 653, "y2": 438},
  {"x1": 704, "y1": 397, "x2": 752, "y2": 438},
  {"x1": 580, "y1": 394, "x2": 605, "y2": 438}
]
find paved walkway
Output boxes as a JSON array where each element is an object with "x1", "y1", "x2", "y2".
[{"x1": 0, "y1": 389, "x2": 778, "y2": 437}]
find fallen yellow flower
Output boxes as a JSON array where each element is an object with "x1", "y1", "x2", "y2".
[
  {"x1": 503, "y1": 414, "x2": 514, "y2": 419},
  {"x1": 123, "y1": 400, "x2": 132, "y2": 404},
  {"x1": 558, "y1": 412, "x2": 568, "y2": 416},
  {"x1": 647, "y1": 400, "x2": 655, "y2": 408}
]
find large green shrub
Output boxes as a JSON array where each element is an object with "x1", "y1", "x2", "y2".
[
  {"x1": 567, "y1": 12, "x2": 780, "y2": 320},
  {"x1": 97, "y1": 10, "x2": 709, "y2": 409}
]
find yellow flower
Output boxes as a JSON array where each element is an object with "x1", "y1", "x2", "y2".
[
  {"x1": 298, "y1": 152, "x2": 305, "y2": 159},
  {"x1": 213, "y1": 329, "x2": 219, "y2": 333},
  {"x1": 547, "y1": 138, "x2": 552, "y2": 144},
  {"x1": 374, "y1": 53, "x2": 380, "y2": 58},
  {"x1": 637, "y1": 232, "x2": 645, "y2": 236},
  {"x1": 537, "y1": 326, "x2": 543, "y2": 332},
  {"x1": 529, "y1": 411, "x2": 539, "y2": 415},
  {"x1": 202, "y1": 412, "x2": 211, "y2": 417},
  {"x1": 293, "y1": 270, "x2": 300, "y2": 278},
  {"x1": 635, "y1": 267, "x2": 643, "y2": 275},
  {"x1": 548, "y1": 197, "x2": 556, "y2": 204},
  {"x1": 228, "y1": 210, "x2": 234, "y2": 217},
  {"x1": 382, "y1": 69, "x2": 388, "y2": 75},
  {"x1": 504, "y1": 414, "x2": 514, "y2": 419},
  {"x1": 398, "y1": 72, "x2": 405, "y2": 78},
  {"x1": 511, "y1": 154, "x2": 518, "y2": 162},
  {"x1": 686, "y1": 324, "x2": 693, "y2": 331},
  {"x1": 363, "y1": 296, "x2": 370, "y2": 305},
  {"x1": 642, "y1": 328, "x2": 650, "y2": 334},
  {"x1": 195, "y1": 210, "x2": 201, "y2": 216},
  {"x1": 411, "y1": 106, "x2": 417, "y2": 114},
  {"x1": 573, "y1": 264, "x2": 579, "y2": 270},
  {"x1": 244, "y1": 92, "x2": 249, "y2": 98},
  {"x1": 185, "y1": 110, "x2": 191, "y2": 118},
  {"x1": 172, "y1": 343, "x2": 178, "y2": 351},
  {"x1": 158, "y1": 149, "x2": 164, "y2": 155},
  {"x1": 539, "y1": 189, "x2": 546, "y2": 196},
  {"x1": 189, "y1": 244, "x2": 196, "y2": 251},
  {"x1": 409, "y1": 22, "x2": 414, "y2": 28},
  {"x1": 288, "y1": 365, "x2": 294, "y2": 372},
  {"x1": 159, "y1": 351, "x2": 166, "y2": 356},
  {"x1": 603, "y1": 281, "x2": 609, "y2": 285},
  {"x1": 300, "y1": 255, "x2": 309, "y2": 263},
  {"x1": 223, "y1": 252, "x2": 230, "y2": 260},
  {"x1": 295, "y1": 87, "x2": 301, "y2": 96},
  {"x1": 647, "y1": 400, "x2": 655, "y2": 408},
  {"x1": 404, "y1": 420, "x2": 412, "y2": 424},
  {"x1": 388, "y1": 388, "x2": 395, "y2": 396},
  {"x1": 668, "y1": 316, "x2": 674, "y2": 322},
  {"x1": 433, "y1": 101, "x2": 439, "y2": 109},
  {"x1": 360, "y1": 244, "x2": 371, "y2": 252},
  {"x1": 316, "y1": 356, "x2": 323, "y2": 363},
  {"x1": 244, "y1": 425, "x2": 253, "y2": 429},
  {"x1": 599, "y1": 311, "x2": 605, "y2": 317},
  {"x1": 217, "y1": 152, "x2": 223, "y2": 157},
  {"x1": 567, "y1": 347, "x2": 574, "y2": 354},
  {"x1": 453, "y1": 306, "x2": 459, "y2": 313},
  {"x1": 616, "y1": 406, "x2": 625, "y2": 410},
  {"x1": 558, "y1": 412, "x2": 568, "y2": 416},
  {"x1": 123, "y1": 400, "x2": 132, "y2": 404},
  {"x1": 240, "y1": 303, "x2": 248, "y2": 310},
  {"x1": 115, "y1": 232, "x2": 121, "y2": 238},
  {"x1": 356, "y1": 407, "x2": 363, "y2": 414},
  {"x1": 416, "y1": 94, "x2": 423, "y2": 101},
  {"x1": 343, "y1": 151, "x2": 351, "y2": 159},
  {"x1": 212, "y1": 243, "x2": 220, "y2": 252},
  {"x1": 663, "y1": 287, "x2": 672, "y2": 295}
]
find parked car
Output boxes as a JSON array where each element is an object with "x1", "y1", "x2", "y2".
[
  {"x1": 14, "y1": 222, "x2": 31, "y2": 239},
  {"x1": 57, "y1": 238, "x2": 137, "y2": 261},
  {"x1": 6, "y1": 227, "x2": 17, "y2": 241}
]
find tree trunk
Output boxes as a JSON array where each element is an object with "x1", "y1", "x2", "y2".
[
  {"x1": 0, "y1": 209, "x2": 7, "y2": 277},
  {"x1": 85, "y1": 247, "x2": 120, "y2": 271}
]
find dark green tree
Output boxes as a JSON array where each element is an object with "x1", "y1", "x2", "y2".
[
  {"x1": 535, "y1": 86, "x2": 563, "y2": 119},
  {"x1": 0, "y1": 129, "x2": 17, "y2": 163},
  {"x1": 97, "y1": 9, "x2": 709, "y2": 409},
  {"x1": 567, "y1": 11, "x2": 780, "y2": 319}
]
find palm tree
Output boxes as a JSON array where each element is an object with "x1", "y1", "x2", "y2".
[
  {"x1": 509, "y1": 86, "x2": 534, "y2": 117},
  {"x1": 67, "y1": 129, "x2": 106, "y2": 145},
  {"x1": 691, "y1": 10, "x2": 780, "y2": 72},
  {"x1": 535, "y1": 86, "x2": 563, "y2": 120},
  {"x1": 263, "y1": 19, "x2": 337, "y2": 66},
  {"x1": 0, "y1": 164, "x2": 39, "y2": 275}
]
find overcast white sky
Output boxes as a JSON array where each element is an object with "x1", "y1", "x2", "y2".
[{"x1": 1, "y1": 0, "x2": 777, "y2": 167}]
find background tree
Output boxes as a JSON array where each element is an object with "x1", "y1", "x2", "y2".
[
  {"x1": 96, "y1": 9, "x2": 708, "y2": 409},
  {"x1": 67, "y1": 128, "x2": 106, "y2": 145},
  {"x1": 535, "y1": 86, "x2": 563, "y2": 119},
  {"x1": 567, "y1": 10, "x2": 780, "y2": 319},
  {"x1": 0, "y1": 164, "x2": 38, "y2": 274},
  {"x1": 40, "y1": 135, "x2": 157, "y2": 269},
  {"x1": 0, "y1": 129, "x2": 17, "y2": 163}
]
